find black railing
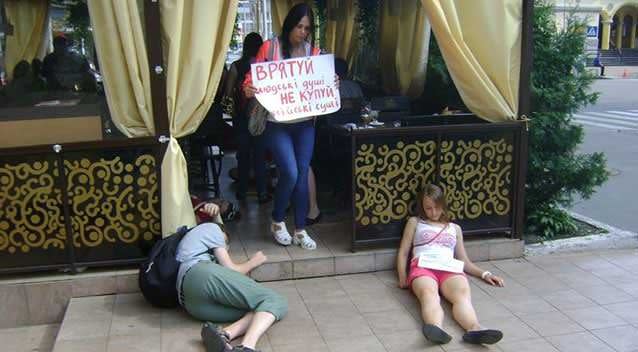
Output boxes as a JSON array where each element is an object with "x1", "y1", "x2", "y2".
[
  {"x1": 587, "y1": 49, "x2": 638, "y2": 66},
  {"x1": 0, "y1": 138, "x2": 162, "y2": 274},
  {"x1": 326, "y1": 114, "x2": 528, "y2": 250}
]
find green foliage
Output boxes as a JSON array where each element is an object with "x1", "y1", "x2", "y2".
[
  {"x1": 230, "y1": 14, "x2": 240, "y2": 50},
  {"x1": 414, "y1": 35, "x2": 465, "y2": 114},
  {"x1": 65, "y1": 0, "x2": 92, "y2": 55},
  {"x1": 527, "y1": 204, "x2": 578, "y2": 239},
  {"x1": 313, "y1": 0, "x2": 327, "y2": 48},
  {"x1": 526, "y1": 1, "x2": 608, "y2": 238},
  {"x1": 352, "y1": 0, "x2": 381, "y2": 86}
]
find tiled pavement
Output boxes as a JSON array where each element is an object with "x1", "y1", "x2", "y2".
[{"x1": 12, "y1": 248, "x2": 636, "y2": 352}]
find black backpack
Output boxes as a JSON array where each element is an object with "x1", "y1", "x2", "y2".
[{"x1": 139, "y1": 226, "x2": 196, "y2": 308}]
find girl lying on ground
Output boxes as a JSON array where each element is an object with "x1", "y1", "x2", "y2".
[
  {"x1": 396, "y1": 184, "x2": 505, "y2": 345},
  {"x1": 176, "y1": 219, "x2": 287, "y2": 352}
]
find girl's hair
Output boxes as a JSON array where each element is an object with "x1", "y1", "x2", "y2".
[
  {"x1": 237, "y1": 32, "x2": 263, "y2": 78},
  {"x1": 279, "y1": 3, "x2": 315, "y2": 59},
  {"x1": 211, "y1": 221, "x2": 231, "y2": 245},
  {"x1": 415, "y1": 184, "x2": 451, "y2": 223}
]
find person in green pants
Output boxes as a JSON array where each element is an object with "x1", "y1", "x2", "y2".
[{"x1": 176, "y1": 222, "x2": 287, "y2": 352}]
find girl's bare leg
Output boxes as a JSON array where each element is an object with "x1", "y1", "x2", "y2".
[
  {"x1": 411, "y1": 277, "x2": 444, "y2": 326},
  {"x1": 240, "y1": 311, "x2": 276, "y2": 349},
  {"x1": 224, "y1": 312, "x2": 254, "y2": 341},
  {"x1": 440, "y1": 275, "x2": 480, "y2": 331}
]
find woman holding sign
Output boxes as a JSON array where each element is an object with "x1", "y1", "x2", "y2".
[
  {"x1": 243, "y1": 3, "x2": 329, "y2": 250},
  {"x1": 396, "y1": 184, "x2": 505, "y2": 346}
]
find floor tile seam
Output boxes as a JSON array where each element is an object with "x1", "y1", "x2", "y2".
[
  {"x1": 514, "y1": 308, "x2": 587, "y2": 333},
  {"x1": 586, "y1": 325, "x2": 631, "y2": 352},
  {"x1": 294, "y1": 281, "x2": 331, "y2": 348},
  {"x1": 103, "y1": 297, "x2": 115, "y2": 345},
  {"x1": 325, "y1": 277, "x2": 387, "y2": 347},
  {"x1": 561, "y1": 303, "x2": 632, "y2": 328},
  {"x1": 55, "y1": 296, "x2": 115, "y2": 343},
  {"x1": 493, "y1": 310, "x2": 543, "y2": 341}
]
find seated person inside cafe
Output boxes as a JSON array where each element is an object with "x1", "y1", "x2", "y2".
[
  {"x1": 177, "y1": 200, "x2": 287, "y2": 352},
  {"x1": 41, "y1": 35, "x2": 95, "y2": 91},
  {"x1": 334, "y1": 57, "x2": 363, "y2": 100}
]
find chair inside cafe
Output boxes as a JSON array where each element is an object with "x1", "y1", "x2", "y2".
[{"x1": 370, "y1": 95, "x2": 410, "y2": 122}]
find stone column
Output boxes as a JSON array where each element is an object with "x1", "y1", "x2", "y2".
[
  {"x1": 615, "y1": 12, "x2": 624, "y2": 49},
  {"x1": 601, "y1": 19, "x2": 612, "y2": 49},
  {"x1": 630, "y1": 15, "x2": 637, "y2": 49}
]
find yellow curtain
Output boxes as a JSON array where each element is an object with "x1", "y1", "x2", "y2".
[
  {"x1": 421, "y1": 0, "x2": 521, "y2": 121},
  {"x1": 4, "y1": 0, "x2": 50, "y2": 80},
  {"x1": 324, "y1": 0, "x2": 358, "y2": 69},
  {"x1": 159, "y1": 0, "x2": 238, "y2": 235},
  {"x1": 379, "y1": 0, "x2": 430, "y2": 98},
  {"x1": 87, "y1": 0, "x2": 155, "y2": 138}
]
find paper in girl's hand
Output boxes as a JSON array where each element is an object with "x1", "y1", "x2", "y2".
[{"x1": 416, "y1": 247, "x2": 465, "y2": 273}]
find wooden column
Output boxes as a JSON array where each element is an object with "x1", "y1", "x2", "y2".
[
  {"x1": 513, "y1": 0, "x2": 534, "y2": 239},
  {"x1": 144, "y1": 0, "x2": 170, "y2": 236},
  {"x1": 144, "y1": 0, "x2": 170, "y2": 140}
]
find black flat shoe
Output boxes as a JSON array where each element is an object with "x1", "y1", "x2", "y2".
[
  {"x1": 201, "y1": 322, "x2": 231, "y2": 352},
  {"x1": 422, "y1": 324, "x2": 452, "y2": 344},
  {"x1": 305, "y1": 212, "x2": 322, "y2": 226},
  {"x1": 462, "y1": 329, "x2": 503, "y2": 345}
]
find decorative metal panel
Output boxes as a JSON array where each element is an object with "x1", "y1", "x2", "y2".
[
  {"x1": 65, "y1": 149, "x2": 160, "y2": 263},
  {"x1": 0, "y1": 156, "x2": 69, "y2": 269}
]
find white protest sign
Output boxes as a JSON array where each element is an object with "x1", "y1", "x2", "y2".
[{"x1": 251, "y1": 54, "x2": 340, "y2": 122}]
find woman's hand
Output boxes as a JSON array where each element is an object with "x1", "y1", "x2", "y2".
[
  {"x1": 483, "y1": 273, "x2": 505, "y2": 287},
  {"x1": 398, "y1": 276, "x2": 409, "y2": 289},
  {"x1": 334, "y1": 74, "x2": 340, "y2": 89},
  {"x1": 245, "y1": 83, "x2": 257, "y2": 98},
  {"x1": 201, "y1": 203, "x2": 220, "y2": 217},
  {"x1": 251, "y1": 250, "x2": 268, "y2": 267}
]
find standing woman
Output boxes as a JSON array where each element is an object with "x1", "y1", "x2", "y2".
[
  {"x1": 223, "y1": 32, "x2": 271, "y2": 204},
  {"x1": 243, "y1": 4, "x2": 323, "y2": 250}
]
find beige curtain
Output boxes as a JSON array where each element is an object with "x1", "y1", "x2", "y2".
[
  {"x1": 87, "y1": 0, "x2": 155, "y2": 138},
  {"x1": 324, "y1": 0, "x2": 358, "y2": 70},
  {"x1": 159, "y1": 0, "x2": 238, "y2": 235},
  {"x1": 4, "y1": 0, "x2": 50, "y2": 80},
  {"x1": 421, "y1": 0, "x2": 521, "y2": 121},
  {"x1": 379, "y1": 0, "x2": 430, "y2": 98}
]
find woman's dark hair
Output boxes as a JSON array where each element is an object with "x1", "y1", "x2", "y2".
[
  {"x1": 415, "y1": 184, "x2": 451, "y2": 223},
  {"x1": 13, "y1": 60, "x2": 31, "y2": 78},
  {"x1": 31, "y1": 58, "x2": 42, "y2": 75},
  {"x1": 237, "y1": 32, "x2": 263, "y2": 78},
  {"x1": 280, "y1": 3, "x2": 315, "y2": 59}
]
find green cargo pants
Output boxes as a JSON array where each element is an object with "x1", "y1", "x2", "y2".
[{"x1": 181, "y1": 261, "x2": 288, "y2": 323}]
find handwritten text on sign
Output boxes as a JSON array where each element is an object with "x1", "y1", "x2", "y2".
[{"x1": 251, "y1": 54, "x2": 340, "y2": 122}]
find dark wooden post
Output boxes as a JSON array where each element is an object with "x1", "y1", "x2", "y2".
[
  {"x1": 144, "y1": 0, "x2": 171, "y2": 236},
  {"x1": 513, "y1": 0, "x2": 534, "y2": 239},
  {"x1": 144, "y1": 0, "x2": 171, "y2": 139}
]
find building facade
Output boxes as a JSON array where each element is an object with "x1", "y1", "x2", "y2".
[{"x1": 552, "y1": 0, "x2": 638, "y2": 50}]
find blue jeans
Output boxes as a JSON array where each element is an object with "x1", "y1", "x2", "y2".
[
  {"x1": 236, "y1": 117, "x2": 268, "y2": 196},
  {"x1": 264, "y1": 119, "x2": 315, "y2": 228}
]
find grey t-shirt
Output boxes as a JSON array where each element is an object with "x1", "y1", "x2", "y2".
[{"x1": 175, "y1": 223, "x2": 227, "y2": 305}]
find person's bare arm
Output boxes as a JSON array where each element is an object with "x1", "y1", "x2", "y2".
[
  {"x1": 397, "y1": 217, "x2": 417, "y2": 289},
  {"x1": 213, "y1": 247, "x2": 267, "y2": 275},
  {"x1": 454, "y1": 224, "x2": 504, "y2": 287}
]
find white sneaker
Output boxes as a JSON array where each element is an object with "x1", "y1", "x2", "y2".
[
  {"x1": 271, "y1": 221, "x2": 292, "y2": 246},
  {"x1": 292, "y1": 230, "x2": 317, "y2": 250}
]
